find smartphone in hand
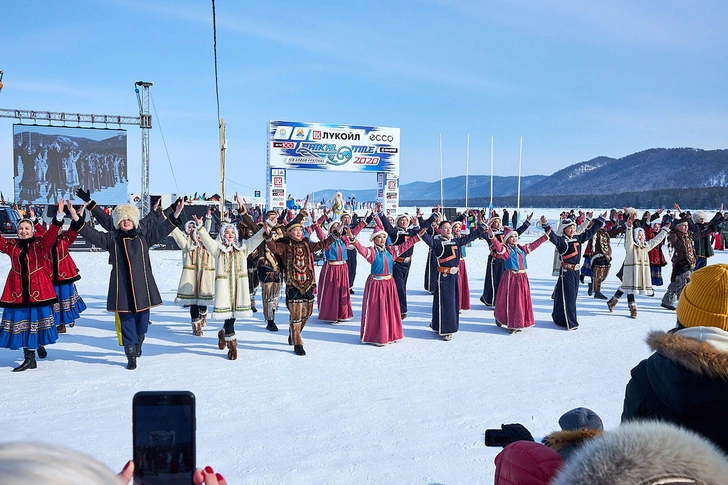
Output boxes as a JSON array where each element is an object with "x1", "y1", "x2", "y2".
[{"x1": 133, "y1": 391, "x2": 196, "y2": 484}]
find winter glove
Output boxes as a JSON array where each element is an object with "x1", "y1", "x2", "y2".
[
  {"x1": 75, "y1": 188, "x2": 91, "y2": 202},
  {"x1": 163, "y1": 197, "x2": 183, "y2": 217},
  {"x1": 500, "y1": 423, "x2": 534, "y2": 443}
]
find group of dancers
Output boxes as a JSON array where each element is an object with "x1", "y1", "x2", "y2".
[{"x1": 1, "y1": 189, "x2": 722, "y2": 370}]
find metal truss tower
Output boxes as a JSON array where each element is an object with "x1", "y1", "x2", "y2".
[{"x1": 135, "y1": 81, "x2": 153, "y2": 216}]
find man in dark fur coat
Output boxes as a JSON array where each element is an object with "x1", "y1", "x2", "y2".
[{"x1": 622, "y1": 264, "x2": 728, "y2": 455}]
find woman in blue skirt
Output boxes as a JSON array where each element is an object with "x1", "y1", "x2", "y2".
[{"x1": 0, "y1": 201, "x2": 65, "y2": 371}]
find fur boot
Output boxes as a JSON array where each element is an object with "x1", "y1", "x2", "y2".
[
  {"x1": 629, "y1": 301, "x2": 638, "y2": 319},
  {"x1": 192, "y1": 318, "x2": 203, "y2": 336},
  {"x1": 13, "y1": 349, "x2": 37, "y2": 372},
  {"x1": 199, "y1": 308, "x2": 208, "y2": 328},
  {"x1": 217, "y1": 330, "x2": 226, "y2": 350},
  {"x1": 226, "y1": 336, "x2": 238, "y2": 360},
  {"x1": 607, "y1": 297, "x2": 619, "y2": 312}
]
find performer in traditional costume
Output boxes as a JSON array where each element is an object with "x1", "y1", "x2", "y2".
[
  {"x1": 74, "y1": 201, "x2": 184, "y2": 369},
  {"x1": 540, "y1": 213, "x2": 607, "y2": 330},
  {"x1": 379, "y1": 209, "x2": 437, "y2": 319},
  {"x1": 350, "y1": 222, "x2": 424, "y2": 345},
  {"x1": 196, "y1": 214, "x2": 267, "y2": 361},
  {"x1": 170, "y1": 210, "x2": 215, "y2": 336},
  {"x1": 0, "y1": 201, "x2": 64, "y2": 371},
  {"x1": 421, "y1": 219, "x2": 483, "y2": 340},
  {"x1": 266, "y1": 211, "x2": 338, "y2": 356},
  {"x1": 645, "y1": 220, "x2": 668, "y2": 287},
  {"x1": 480, "y1": 213, "x2": 533, "y2": 307},
  {"x1": 421, "y1": 208, "x2": 441, "y2": 294},
  {"x1": 311, "y1": 216, "x2": 357, "y2": 324},
  {"x1": 607, "y1": 215, "x2": 670, "y2": 318},
  {"x1": 451, "y1": 220, "x2": 471, "y2": 311},
  {"x1": 486, "y1": 223, "x2": 549, "y2": 333},
  {"x1": 29, "y1": 206, "x2": 86, "y2": 334},
  {"x1": 589, "y1": 223, "x2": 615, "y2": 300},
  {"x1": 340, "y1": 211, "x2": 366, "y2": 294}
]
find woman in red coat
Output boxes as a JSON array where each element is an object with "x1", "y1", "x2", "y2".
[
  {"x1": 645, "y1": 220, "x2": 668, "y2": 286},
  {"x1": 31, "y1": 206, "x2": 86, "y2": 334},
  {"x1": 0, "y1": 201, "x2": 65, "y2": 371}
]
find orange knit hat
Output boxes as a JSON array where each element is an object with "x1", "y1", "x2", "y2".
[{"x1": 676, "y1": 264, "x2": 728, "y2": 331}]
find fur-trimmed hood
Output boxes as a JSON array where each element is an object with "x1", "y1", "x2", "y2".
[
  {"x1": 647, "y1": 328, "x2": 728, "y2": 380},
  {"x1": 112, "y1": 204, "x2": 140, "y2": 229},
  {"x1": 551, "y1": 421, "x2": 728, "y2": 485}
]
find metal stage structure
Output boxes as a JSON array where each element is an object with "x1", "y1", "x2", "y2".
[{"x1": 0, "y1": 80, "x2": 154, "y2": 215}]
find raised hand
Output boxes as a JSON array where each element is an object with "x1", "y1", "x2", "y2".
[
  {"x1": 539, "y1": 215, "x2": 548, "y2": 225},
  {"x1": 600, "y1": 211, "x2": 608, "y2": 219},
  {"x1": 527, "y1": 212, "x2": 534, "y2": 222},
  {"x1": 75, "y1": 187, "x2": 91, "y2": 202},
  {"x1": 57, "y1": 200, "x2": 65, "y2": 218},
  {"x1": 173, "y1": 200, "x2": 184, "y2": 219}
]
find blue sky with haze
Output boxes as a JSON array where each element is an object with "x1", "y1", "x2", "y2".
[{"x1": 2, "y1": 0, "x2": 727, "y2": 200}]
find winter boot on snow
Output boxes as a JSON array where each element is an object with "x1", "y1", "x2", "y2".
[
  {"x1": 587, "y1": 282, "x2": 593, "y2": 296},
  {"x1": 226, "y1": 338, "x2": 238, "y2": 360},
  {"x1": 217, "y1": 330, "x2": 226, "y2": 350},
  {"x1": 136, "y1": 334, "x2": 145, "y2": 357},
  {"x1": 192, "y1": 318, "x2": 203, "y2": 336},
  {"x1": 57, "y1": 323, "x2": 66, "y2": 333},
  {"x1": 37, "y1": 346, "x2": 48, "y2": 359},
  {"x1": 13, "y1": 349, "x2": 37, "y2": 372},
  {"x1": 294, "y1": 344, "x2": 306, "y2": 356},
  {"x1": 629, "y1": 302, "x2": 638, "y2": 319},
  {"x1": 594, "y1": 291, "x2": 608, "y2": 300},
  {"x1": 199, "y1": 309, "x2": 208, "y2": 328},
  {"x1": 125, "y1": 345, "x2": 137, "y2": 370},
  {"x1": 607, "y1": 297, "x2": 619, "y2": 312},
  {"x1": 266, "y1": 320, "x2": 278, "y2": 332}
]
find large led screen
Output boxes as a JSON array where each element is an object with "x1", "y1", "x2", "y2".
[{"x1": 13, "y1": 124, "x2": 128, "y2": 205}]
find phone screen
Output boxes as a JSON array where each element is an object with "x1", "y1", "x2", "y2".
[{"x1": 133, "y1": 391, "x2": 196, "y2": 485}]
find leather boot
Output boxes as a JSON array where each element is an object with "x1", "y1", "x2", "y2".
[
  {"x1": 607, "y1": 297, "x2": 619, "y2": 312},
  {"x1": 266, "y1": 320, "x2": 278, "y2": 332},
  {"x1": 594, "y1": 291, "x2": 608, "y2": 300},
  {"x1": 226, "y1": 338, "x2": 238, "y2": 360},
  {"x1": 629, "y1": 302, "x2": 638, "y2": 319},
  {"x1": 136, "y1": 334, "x2": 145, "y2": 357},
  {"x1": 587, "y1": 282, "x2": 593, "y2": 296},
  {"x1": 294, "y1": 344, "x2": 306, "y2": 356},
  {"x1": 124, "y1": 345, "x2": 137, "y2": 370},
  {"x1": 13, "y1": 349, "x2": 37, "y2": 372},
  {"x1": 57, "y1": 323, "x2": 66, "y2": 333},
  {"x1": 37, "y1": 346, "x2": 48, "y2": 359}
]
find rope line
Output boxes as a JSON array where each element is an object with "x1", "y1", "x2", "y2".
[{"x1": 211, "y1": 0, "x2": 222, "y2": 128}]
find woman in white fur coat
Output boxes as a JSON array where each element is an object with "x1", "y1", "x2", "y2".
[
  {"x1": 195, "y1": 214, "x2": 267, "y2": 360},
  {"x1": 607, "y1": 212, "x2": 670, "y2": 318},
  {"x1": 171, "y1": 209, "x2": 215, "y2": 337}
]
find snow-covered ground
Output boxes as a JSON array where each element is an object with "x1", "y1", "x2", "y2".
[{"x1": 1, "y1": 208, "x2": 725, "y2": 484}]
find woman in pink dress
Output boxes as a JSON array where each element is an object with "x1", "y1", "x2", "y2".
[
  {"x1": 349, "y1": 222, "x2": 424, "y2": 346},
  {"x1": 451, "y1": 220, "x2": 471, "y2": 311},
  {"x1": 486, "y1": 223, "x2": 549, "y2": 334}
]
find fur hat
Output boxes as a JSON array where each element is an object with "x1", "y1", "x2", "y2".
[
  {"x1": 676, "y1": 263, "x2": 728, "y2": 332},
  {"x1": 551, "y1": 421, "x2": 728, "y2": 485},
  {"x1": 633, "y1": 227, "x2": 645, "y2": 241},
  {"x1": 285, "y1": 209, "x2": 308, "y2": 233},
  {"x1": 265, "y1": 210, "x2": 278, "y2": 219},
  {"x1": 396, "y1": 213, "x2": 409, "y2": 223},
  {"x1": 112, "y1": 204, "x2": 140, "y2": 229},
  {"x1": 218, "y1": 223, "x2": 239, "y2": 243},
  {"x1": 675, "y1": 216, "x2": 689, "y2": 226},
  {"x1": 693, "y1": 210, "x2": 707, "y2": 224},
  {"x1": 651, "y1": 220, "x2": 662, "y2": 230}
]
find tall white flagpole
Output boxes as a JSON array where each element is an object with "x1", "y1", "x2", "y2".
[
  {"x1": 517, "y1": 137, "x2": 523, "y2": 211},
  {"x1": 439, "y1": 134, "x2": 444, "y2": 209},
  {"x1": 489, "y1": 135, "x2": 494, "y2": 212},
  {"x1": 465, "y1": 134, "x2": 470, "y2": 208}
]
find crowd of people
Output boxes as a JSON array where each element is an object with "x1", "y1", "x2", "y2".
[{"x1": 2, "y1": 191, "x2": 728, "y2": 483}]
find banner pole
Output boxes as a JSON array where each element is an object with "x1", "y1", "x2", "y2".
[
  {"x1": 517, "y1": 136, "x2": 523, "y2": 211},
  {"x1": 489, "y1": 135, "x2": 494, "y2": 213},
  {"x1": 439, "y1": 134, "x2": 444, "y2": 209},
  {"x1": 465, "y1": 134, "x2": 470, "y2": 208}
]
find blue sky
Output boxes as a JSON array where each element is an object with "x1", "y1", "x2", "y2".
[{"x1": 2, "y1": 0, "x2": 727, "y2": 200}]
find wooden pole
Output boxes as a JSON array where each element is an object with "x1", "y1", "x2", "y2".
[
  {"x1": 219, "y1": 118, "x2": 226, "y2": 216},
  {"x1": 439, "y1": 134, "x2": 444, "y2": 209},
  {"x1": 465, "y1": 134, "x2": 470, "y2": 208},
  {"x1": 517, "y1": 136, "x2": 523, "y2": 211}
]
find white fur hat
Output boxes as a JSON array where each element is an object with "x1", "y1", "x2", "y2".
[
  {"x1": 370, "y1": 228, "x2": 388, "y2": 242},
  {"x1": 112, "y1": 204, "x2": 140, "y2": 229},
  {"x1": 218, "y1": 223, "x2": 239, "y2": 243},
  {"x1": 633, "y1": 227, "x2": 645, "y2": 241},
  {"x1": 693, "y1": 210, "x2": 707, "y2": 224}
]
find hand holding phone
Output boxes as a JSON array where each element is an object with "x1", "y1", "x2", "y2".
[
  {"x1": 133, "y1": 391, "x2": 196, "y2": 484},
  {"x1": 484, "y1": 423, "x2": 534, "y2": 447}
]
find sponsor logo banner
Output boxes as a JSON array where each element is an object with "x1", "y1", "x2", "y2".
[{"x1": 268, "y1": 120, "x2": 399, "y2": 173}]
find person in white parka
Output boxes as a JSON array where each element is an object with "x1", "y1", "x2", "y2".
[
  {"x1": 195, "y1": 214, "x2": 268, "y2": 360},
  {"x1": 170, "y1": 210, "x2": 215, "y2": 337}
]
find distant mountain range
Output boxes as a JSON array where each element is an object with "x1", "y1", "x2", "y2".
[{"x1": 312, "y1": 148, "x2": 728, "y2": 208}]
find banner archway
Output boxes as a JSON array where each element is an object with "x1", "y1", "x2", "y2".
[{"x1": 267, "y1": 120, "x2": 400, "y2": 212}]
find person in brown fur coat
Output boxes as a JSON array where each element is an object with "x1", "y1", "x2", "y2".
[{"x1": 265, "y1": 210, "x2": 339, "y2": 356}]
